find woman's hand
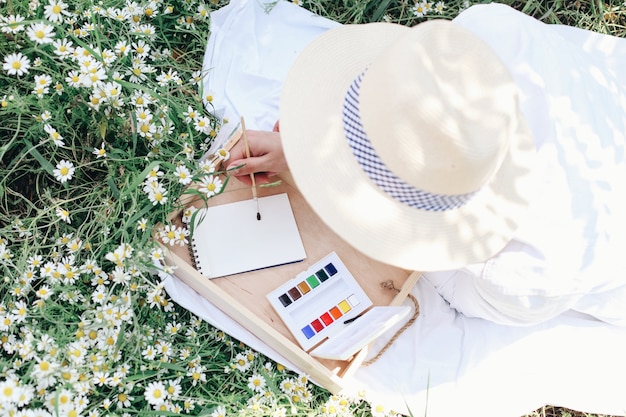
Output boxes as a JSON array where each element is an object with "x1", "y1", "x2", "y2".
[{"x1": 226, "y1": 129, "x2": 288, "y2": 186}]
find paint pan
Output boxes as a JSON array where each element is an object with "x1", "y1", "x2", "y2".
[{"x1": 267, "y1": 252, "x2": 411, "y2": 360}]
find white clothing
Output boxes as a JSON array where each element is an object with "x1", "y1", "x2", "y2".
[{"x1": 426, "y1": 4, "x2": 626, "y2": 326}]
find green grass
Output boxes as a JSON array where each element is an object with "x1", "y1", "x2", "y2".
[{"x1": 0, "y1": 0, "x2": 624, "y2": 416}]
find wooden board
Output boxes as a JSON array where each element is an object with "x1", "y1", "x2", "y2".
[{"x1": 163, "y1": 174, "x2": 420, "y2": 393}]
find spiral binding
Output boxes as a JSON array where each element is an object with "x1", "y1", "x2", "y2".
[{"x1": 188, "y1": 239, "x2": 199, "y2": 271}]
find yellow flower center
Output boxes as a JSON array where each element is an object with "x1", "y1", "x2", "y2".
[
  {"x1": 52, "y1": 5, "x2": 62, "y2": 13},
  {"x1": 35, "y1": 30, "x2": 45, "y2": 39},
  {"x1": 12, "y1": 62, "x2": 21, "y2": 70}
]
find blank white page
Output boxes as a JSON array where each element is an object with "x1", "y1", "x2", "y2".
[{"x1": 191, "y1": 193, "x2": 306, "y2": 278}]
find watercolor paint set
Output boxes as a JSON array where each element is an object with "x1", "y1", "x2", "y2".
[{"x1": 267, "y1": 252, "x2": 411, "y2": 360}]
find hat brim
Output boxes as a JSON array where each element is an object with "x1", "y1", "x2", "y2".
[{"x1": 280, "y1": 23, "x2": 536, "y2": 271}]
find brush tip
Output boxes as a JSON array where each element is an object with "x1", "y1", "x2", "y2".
[{"x1": 256, "y1": 212, "x2": 261, "y2": 221}]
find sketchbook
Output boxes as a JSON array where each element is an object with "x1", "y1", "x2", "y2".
[{"x1": 190, "y1": 193, "x2": 307, "y2": 278}]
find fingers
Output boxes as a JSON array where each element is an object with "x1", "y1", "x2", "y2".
[
  {"x1": 227, "y1": 157, "x2": 275, "y2": 184},
  {"x1": 230, "y1": 171, "x2": 274, "y2": 186},
  {"x1": 224, "y1": 129, "x2": 286, "y2": 185}
]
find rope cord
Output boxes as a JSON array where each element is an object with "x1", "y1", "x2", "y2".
[{"x1": 362, "y1": 280, "x2": 420, "y2": 367}]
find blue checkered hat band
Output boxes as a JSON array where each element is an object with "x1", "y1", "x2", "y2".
[{"x1": 342, "y1": 73, "x2": 478, "y2": 212}]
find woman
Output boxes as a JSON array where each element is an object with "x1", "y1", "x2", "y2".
[
  {"x1": 166, "y1": 2, "x2": 626, "y2": 415},
  {"x1": 224, "y1": 3, "x2": 626, "y2": 327}
]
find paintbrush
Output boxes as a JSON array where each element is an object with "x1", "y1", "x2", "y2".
[{"x1": 240, "y1": 116, "x2": 261, "y2": 221}]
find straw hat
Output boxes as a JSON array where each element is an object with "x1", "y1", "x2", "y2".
[{"x1": 279, "y1": 20, "x2": 536, "y2": 271}]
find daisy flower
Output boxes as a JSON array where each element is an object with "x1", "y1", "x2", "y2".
[
  {"x1": 44, "y1": 0, "x2": 70, "y2": 23},
  {"x1": 137, "y1": 121, "x2": 156, "y2": 138},
  {"x1": 183, "y1": 106, "x2": 199, "y2": 123},
  {"x1": 130, "y1": 90, "x2": 153, "y2": 107},
  {"x1": 189, "y1": 70, "x2": 203, "y2": 85},
  {"x1": 34, "y1": 74, "x2": 53, "y2": 88},
  {"x1": 214, "y1": 148, "x2": 230, "y2": 162},
  {"x1": 100, "y1": 48, "x2": 117, "y2": 65},
  {"x1": 435, "y1": 1, "x2": 445, "y2": 13},
  {"x1": 412, "y1": 2, "x2": 427, "y2": 17},
  {"x1": 174, "y1": 165, "x2": 192, "y2": 185},
  {"x1": 144, "y1": 380, "x2": 167, "y2": 406},
  {"x1": 44, "y1": 124, "x2": 64, "y2": 146},
  {"x1": 135, "y1": 108, "x2": 152, "y2": 123},
  {"x1": 178, "y1": 15, "x2": 195, "y2": 30},
  {"x1": 56, "y1": 207, "x2": 71, "y2": 223},
  {"x1": 135, "y1": 23, "x2": 157, "y2": 38},
  {"x1": 143, "y1": 1, "x2": 159, "y2": 18},
  {"x1": 132, "y1": 39, "x2": 151, "y2": 57},
  {"x1": 175, "y1": 226, "x2": 189, "y2": 245},
  {"x1": 26, "y1": 22, "x2": 56, "y2": 44},
  {"x1": 193, "y1": 116, "x2": 212, "y2": 134},
  {"x1": 181, "y1": 206, "x2": 197, "y2": 224},
  {"x1": 93, "y1": 142, "x2": 106, "y2": 158},
  {"x1": 114, "y1": 40, "x2": 131, "y2": 56},
  {"x1": 65, "y1": 70, "x2": 82, "y2": 87},
  {"x1": 203, "y1": 89, "x2": 215, "y2": 104},
  {"x1": 66, "y1": 237, "x2": 82, "y2": 252},
  {"x1": 32, "y1": 85, "x2": 50, "y2": 98},
  {"x1": 112, "y1": 8, "x2": 131, "y2": 22},
  {"x1": 0, "y1": 14, "x2": 26, "y2": 34},
  {"x1": 0, "y1": 378, "x2": 21, "y2": 404},
  {"x1": 370, "y1": 402, "x2": 392, "y2": 417},
  {"x1": 35, "y1": 285, "x2": 53, "y2": 300},
  {"x1": 156, "y1": 68, "x2": 180, "y2": 86},
  {"x1": 198, "y1": 175, "x2": 223, "y2": 197},
  {"x1": 196, "y1": 4, "x2": 209, "y2": 19},
  {"x1": 183, "y1": 142, "x2": 195, "y2": 160},
  {"x1": 210, "y1": 405, "x2": 226, "y2": 417},
  {"x1": 187, "y1": 365, "x2": 207, "y2": 386},
  {"x1": 53, "y1": 160, "x2": 75, "y2": 183},
  {"x1": 279, "y1": 377, "x2": 295, "y2": 394},
  {"x1": 147, "y1": 184, "x2": 168, "y2": 205},
  {"x1": 127, "y1": 61, "x2": 150, "y2": 83},
  {"x1": 137, "y1": 217, "x2": 148, "y2": 231},
  {"x1": 116, "y1": 390, "x2": 134, "y2": 408},
  {"x1": 232, "y1": 352, "x2": 252, "y2": 372},
  {"x1": 159, "y1": 225, "x2": 177, "y2": 245},
  {"x1": 3, "y1": 52, "x2": 31, "y2": 76},
  {"x1": 198, "y1": 160, "x2": 216, "y2": 174},
  {"x1": 248, "y1": 373, "x2": 267, "y2": 393},
  {"x1": 31, "y1": 356, "x2": 60, "y2": 382},
  {"x1": 28, "y1": 254, "x2": 43, "y2": 268}
]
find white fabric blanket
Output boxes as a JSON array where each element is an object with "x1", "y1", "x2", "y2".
[{"x1": 163, "y1": 1, "x2": 626, "y2": 416}]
